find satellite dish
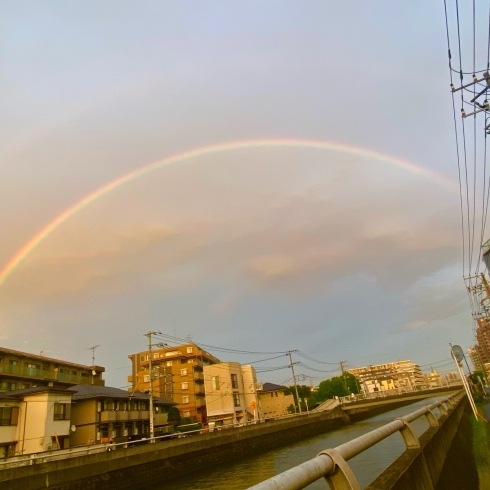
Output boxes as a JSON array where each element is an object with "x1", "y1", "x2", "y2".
[
  {"x1": 70, "y1": 425, "x2": 76, "y2": 432},
  {"x1": 451, "y1": 345, "x2": 464, "y2": 363},
  {"x1": 92, "y1": 370, "x2": 96, "y2": 376}
]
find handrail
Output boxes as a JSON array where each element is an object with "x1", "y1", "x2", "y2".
[{"x1": 246, "y1": 390, "x2": 465, "y2": 490}]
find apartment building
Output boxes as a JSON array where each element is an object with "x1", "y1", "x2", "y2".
[
  {"x1": 68, "y1": 385, "x2": 175, "y2": 447},
  {"x1": 0, "y1": 347, "x2": 105, "y2": 392},
  {"x1": 0, "y1": 387, "x2": 73, "y2": 457},
  {"x1": 203, "y1": 362, "x2": 261, "y2": 427},
  {"x1": 424, "y1": 369, "x2": 444, "y2": 388},
  {"x1": 128, "y1": 342, "x2": 220, "y2": 423},
  {"x1": 257, "y1": 382, "x2": 295, "y2": 419},
  {"x1": 348, "y1": 360, "x2": 424, "y2": 394}
]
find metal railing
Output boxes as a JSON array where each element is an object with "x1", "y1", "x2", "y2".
[{"x1": 247, "y1": 390, "x2": 465, "y2": 490}]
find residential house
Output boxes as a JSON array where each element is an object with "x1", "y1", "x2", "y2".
[
  {"x1": 0, "y1": 387, "x2": 73, "y2": 457},
  {"x1": 257, "y1": 382, "x2": 295, "y2": 419},
  {"x1": 0, "y1": 347, "x2": 105, "y2": 392},
  {"x1": 204, "y1": 362, "x2": 261, "y2": 427},
  {"x1": 128, "y1": 343, "x2": 220, "y2": 423},
  {"x1": 67, "y1": 384, "x2": 175, "y2": 447}
]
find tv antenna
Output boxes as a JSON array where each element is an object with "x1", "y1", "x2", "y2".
[{"x1": 87, "y1": 345, "x2": 100, "y2": 385}]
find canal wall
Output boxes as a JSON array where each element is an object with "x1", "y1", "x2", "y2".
[{"x1": 365, "y1": 397, "x2": 478, "y2": 490}]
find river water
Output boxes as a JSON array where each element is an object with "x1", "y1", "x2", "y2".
[{"x1": 157, "y1": 396, "x2": 445, "y2": 490}]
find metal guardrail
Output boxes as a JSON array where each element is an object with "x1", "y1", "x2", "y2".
[{"x1": 246, "y1": 390, "x2": 465, "y2": 490}]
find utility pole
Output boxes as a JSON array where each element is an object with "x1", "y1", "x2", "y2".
[
  {"x1": 339, "y1": 360, "x2": 348, "y2": 392},
  {"x1": 145, "y1": 331, "x2": 161, "y2": 441},
  {"x1": 87, "y1": 345, "x2": 100, "y2": 385},
  {"x1": 287, "y1": 350, "x2": 302, "y2": 414}
]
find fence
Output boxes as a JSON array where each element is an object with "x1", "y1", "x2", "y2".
[{"x1": 246, "y1": 390, "x2": 465, "y2": 490}]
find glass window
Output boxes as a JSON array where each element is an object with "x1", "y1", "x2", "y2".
[
  {"x1": 167, "y1": 361, "x2": 172, "y2": 366},
  {"x1": 183, "y1": 410, "x2": 191, "y2": 417},
  {"x1": 144, "y1": 375, "x2": 150, "y2": 382},
  {"x1": 181, "y1": 382, "x2": 189, "y2": 390},
  {"x1": 211, "y1": 376, "x2": 219, "y2": 391},
  {"x1": 233, "y1": 393, "x2": 240, "y2": 407},
  {"x1": 180, "y1": 369, "x2": 188, "y2": 376},
  {"x1": 53, "y1": 403, "x2": 71, "y2": 421},
  {"x1": 231, "y1": 374, "x2": 238, "y2": 389},
  {"x1": 0, "y1": 407, "x2": 19, "y2": 426},
  {"x1": 186, "y1": 347, "x2": 193, "y2": 353},
  {"x1": 182, "y1": 396, "x2": 189, "y2": 404}
]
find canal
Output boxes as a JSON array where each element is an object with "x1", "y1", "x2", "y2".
[{"x1": 157, "y1": 396, "x2": 446, "y2": 490}]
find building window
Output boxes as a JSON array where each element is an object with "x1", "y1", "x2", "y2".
[
  {"x1": 165, "y1": 351, "x2": 179, "y2": 357},
  {"x1": 53, "y1": 403, "x2": 71, "y2": 421},
  {"x1": 233, "y1": 393, "x2": 240, "y2": 407},
  {"x1": 180, "y1": 369, "x2": 188, "y2": 376},
  {"x1": 211, "y1": 376, "x2": 219, "y2": 390},
  {"x1": 182, "y1": 396, "x2": 189, "y2": 404},
  {"x1": 0, "y1": 407, "x2": 19, "y2": 426},
  {"x1": 181, "y1": 382, "x2": 189, "y2": 390},
  {"x1": 181, "y1": 359, "x2": 188, "y2": 364},
  {"x1": 153, "y1": 353, "x2": 159, "y2": 359},
  {"x1": 167, "y1": 361, "x2": 173, "y2": 366},
  {"x1": 231, "y1": 374, "x2": 238, "y2": 389},
  {"x1": 140, "y1": 355, "x2": 148, "y2": 362},
  {"x1": 187, "y1": 347, "x2": 193, "y2": 353},
  {"x1": 144, "y1": 375, "x2": 150, "y2": 382},
  {"x1": 183, "y1": 410, "x2": 191, "y2": 417}
]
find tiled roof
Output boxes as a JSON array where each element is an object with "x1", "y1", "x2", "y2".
[
  {"x1": 67, "y1": 384, "x2": 175, "y2": 405},
  {"x1": 260, "y1": 382, "x2": 286, "y2": 392}
]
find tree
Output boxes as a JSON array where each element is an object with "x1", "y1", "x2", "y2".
[
  {"x1": 167, "y1": 406, "x2": 181, "y2": 426},
  {"x1": 314, "y1": 373, "x2": 359, "y2": 403},
  {"x1": 286, "y1": 404, "x2": 296, "y2": 414},
  {"x1": 284, "y1": 385, "x2": 313, "y2": 411}
]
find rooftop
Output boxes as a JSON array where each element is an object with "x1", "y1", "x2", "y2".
[
  {"x1": 260, "y1": 382, "x2": 286, "y2": 392},
  {"x1": 0, "y1": 346, "x2": 105, "y2": 372}
]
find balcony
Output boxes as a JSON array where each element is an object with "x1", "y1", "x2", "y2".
[
  {"x1": 193, "y1": 372, "x2": 204, "y2": 381},
  {"x1": 100, "y1": 411, "x2": 117, "y2": 423},
  {"x1": 116, "y1": 411, "x2": 128, "y2": 421},
  {"x1": 129, "y1": 410, "x2": 149, "y2": 421},
  {"x1": 0, "y1": 364, "x2": 104, "y2": 386}
]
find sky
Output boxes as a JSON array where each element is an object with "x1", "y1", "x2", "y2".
[{"x1": 0, "y1": 1, "x2": 478, "y2": 388}]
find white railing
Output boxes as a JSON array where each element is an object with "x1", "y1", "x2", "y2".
[{"x1": 246, "y1": 391, "x2": 465, "y2": 490}]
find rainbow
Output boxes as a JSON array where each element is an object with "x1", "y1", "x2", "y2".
[{"x1": 0, "y1": 138, "x2": 456, "y2": 288}]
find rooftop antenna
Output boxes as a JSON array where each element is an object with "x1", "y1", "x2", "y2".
[{"x1": 87, "y1": 345, "x2": 100, "y2": 385}]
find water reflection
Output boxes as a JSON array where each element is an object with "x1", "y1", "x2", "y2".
[{"x1": 157, "y1": 397, "x2": 445, "y2": 490}]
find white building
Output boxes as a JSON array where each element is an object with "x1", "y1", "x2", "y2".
[
  {"x1": 204, "y1": 362, "x2": 261, "y2": 427},
  {"x1": 0, "y1": 387, "x2": 72, "y2": 458},
  {"x1": 349, "y1": 360, "x2": 425, "y2": 395}
]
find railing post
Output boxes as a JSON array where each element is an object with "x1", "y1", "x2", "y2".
[
  {"x1": 395, "y1": 417, "x2": 420, "y2": 449},
  {"x1": 318, "y1": 448, "x2": 361, "y2": 490},
  {"x1": 438, "y1": 403, "x2": 448, "y2": 417},
  {"x1": 424, "y1": 408, "x2": 439, "y2": 427}
]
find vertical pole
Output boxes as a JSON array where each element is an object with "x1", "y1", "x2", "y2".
[
  {"x1": 450, "y1": 344, "x2": 478, "y2": 419},
  {"x1": 339, "y1": 361, "x2": 348, "y2": 392},
  {"x1": 288, "y1": 351, "x2": 302, "y2": 414},
  {"x1": 145, "y1": 331, "x2": 161, "y2": 441},
  {"x1": 88, "y1": 345, "x2": 99, "y2": 385}
]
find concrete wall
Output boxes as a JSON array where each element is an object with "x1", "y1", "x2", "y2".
[{"x1": 365, "y1": 397, "x2": 478, "y2": 490}]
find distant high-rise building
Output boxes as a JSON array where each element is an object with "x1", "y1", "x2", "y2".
[{"x1": 476, "y1": 318, "x2": 490, "y2": 364}]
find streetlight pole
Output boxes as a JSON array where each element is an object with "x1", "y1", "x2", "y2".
[
  {"x1": 145, "y1": 331, "x2": 161, "y2": 441},
  {"x1": 287, "y1": 351, "x2": 302, "y2": 414}
]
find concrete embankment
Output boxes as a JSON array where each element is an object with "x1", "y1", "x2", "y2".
[
  {"x1": 0, "y1": 394, "x2": 449, "y2": 490},
  {"x1": 365, "y1": 397, "x2": 478, "y2": 490}
]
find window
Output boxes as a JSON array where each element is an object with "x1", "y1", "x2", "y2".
[
  {"x1": 140, "y1": 355, "x2": 148, "y2": 362},
  {"x1": 0, "y1": 407, "x2": 19, "y2": 426},
  {"x1": 21, "y1": 384, "x2": 29, "y2": 390},
  {"x1": 233, "y1": 393, "x2": 240, "y2": 407},
  {"x1": 153, "y1": 353, "x2": 159, "y2": 359},
  {"x1": 186, "y1": 347, "x2": 193, "y2": 353},
  {"x1": 181, "y1": 382, "x2": 189, "y2": 390},
  {"x1": 166, "y1": 361, "x2": 173, "y2": 366},
  {"x1": 165, "y1": 351, "x2": 179, "y2": 357},
  {"x1": 144, "y1": 375, "x2": 150, "y2": 382},
  {"x1": 53, "y1": 403, "x2": 71, "y2": 421},
  {"x1": 180, "y1": 369, "x2": 188, "y2": 376},
  {"x1": 182, "y1": 396, "x2": 190, "y2": 404},
  {"x1": 231, "y1": 374, "x2": 238, "y2": 389},
  {"x1": 181, "y1": 359, "x2": 188, "y2": 364},
  {"x1": 211, "y1": 376, "x2": 219, "y2": 390},
  {"x1": 26, "y1": 363, "x2": 40, "y2": 370},
  {"x1": 183, "y1": 410, "x2": 191, "y2": 418}
]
